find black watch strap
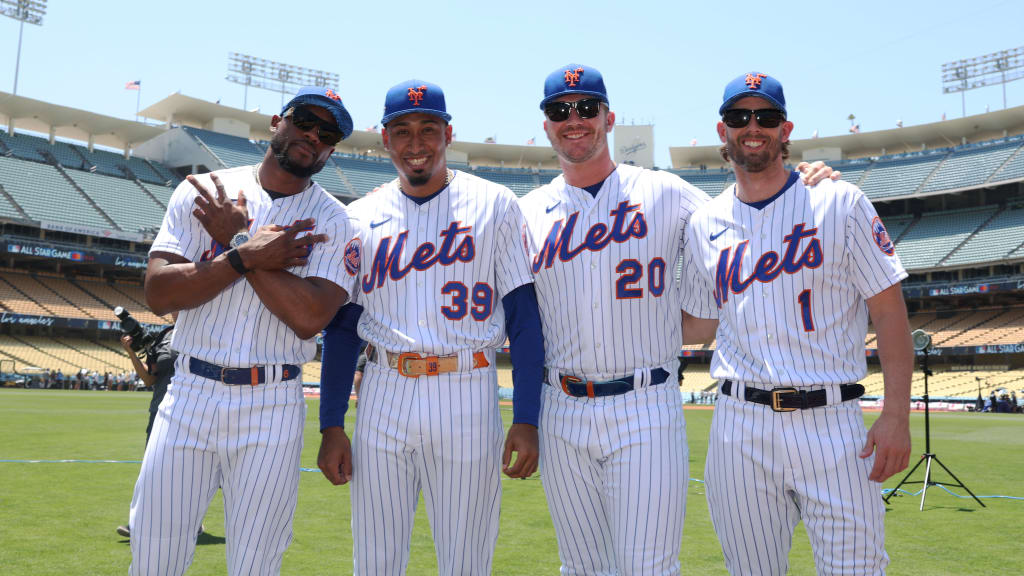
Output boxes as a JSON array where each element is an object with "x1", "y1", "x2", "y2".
[{"x1": 226, "y1": 248, "x2": 249, "y2": 275}]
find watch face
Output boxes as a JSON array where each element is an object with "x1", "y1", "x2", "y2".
[{"x1": 230, "y1": 233, "x2": 250, "y2": 249}]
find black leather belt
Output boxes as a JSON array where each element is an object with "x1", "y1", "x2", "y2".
[
  {"x1": 721, "y1": 380, "x2": 864, "y2": 412},
  {"x1": 188, "y1": 357, "x2": 301, "y2": 386},
  {"x1": 547, "y1": 368, "x2": 671, "y2": 398}
]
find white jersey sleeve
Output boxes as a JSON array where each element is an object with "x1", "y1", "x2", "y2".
[
  {"x1": 680, "y1": 218, "x2": 719, "y2": 320},
  {"x1": 493, "y1": 199, "x2": 534, "y2": 297},
  {"x1": 150, "y1": 180, "x2": 206, "y2": 261},
  {"x1": 293, "y1": 197, "x2": 363, "y2": 304},
  {"x1": 845, "y1": 192, "x2": 908, "y2": 298}
]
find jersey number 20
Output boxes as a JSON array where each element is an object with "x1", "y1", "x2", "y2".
[{"x1": 615, "y1": 258, "x2": 666, "y2": 299}]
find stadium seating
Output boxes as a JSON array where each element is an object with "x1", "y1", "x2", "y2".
[
  {"x1": 881, "y1": 214, "x2": 915, "y2": 242},
  {"x1": 956, "y1": 307, "x2": 1024, "y2": 346},
  {"x1": 0, "y1": 183, "x2": 26, "y2": 220},
  {"x1": 182, "y1": 126, "x2": 265, "y2": 168},
  {"x1": 64, "y1": 169, "x2": 166, "y2": 233},
  {"x1": 49, "y1": 140, "x2": 89, "y2": 170},
  {"x1": 858, "y1": 153, "x2": 947, "y2": 199},
  {"x1": 830, "y1": 161, "x2": 872, "y2": 188},
  {"x1": 74, "y1": 278, "x2": 168, "y2": 325},
  {"x1": 334, "y1": 156, "x2": 399, "y2": 196},
  {"x1": 671, "y1": 169, "x2": 733, "y2": 197},
  {"x1": 0, "y1": 156, "x2": 111, "y2": 229},
  {"x1": 468, "y1": 167, "x2": 539, "y2": 197},
  {"x1": 142, "y1": 182, "x2": 175, "y2": 207},
  {"x1": 942, "y1": 205, "x2": 1024, "y2": 267},
  {"x1": 312, "y1": 158, "x2": 356, "y2": 198},
  {"x1": 989, "y1": 144, "x2": 1024, "y2": 184},
  {"x1": 0, "y1": 273, "x2": 52, "y2": 316},
  {"x1": 921, "y1": 139, "x2": 1023, "y2": 194},
  {"x1": 894, "y1": 206, "x2": 998, "y2": 269},
  {"x1": 0, "y1": 131, "x2": 47, "y2": 162}
]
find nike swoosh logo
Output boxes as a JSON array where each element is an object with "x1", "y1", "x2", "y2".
[
  {"x1": 545, "y1": 201, "x2": 561, "y2": 214},
  {"x1": 370, "y1": 217, "x2": 392, "y2": 229},
  {"x1": 710, "y1": 229, "x2": 728, "y2": 241}
]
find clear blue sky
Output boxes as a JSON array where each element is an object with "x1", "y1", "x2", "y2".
[{"x1": 1, "y1": 0, "x2": 1022, "y2": 167}]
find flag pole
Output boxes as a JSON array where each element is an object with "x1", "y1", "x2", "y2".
[{"x1": 135, "y1": 82, "x2": 141, "y2": 122}]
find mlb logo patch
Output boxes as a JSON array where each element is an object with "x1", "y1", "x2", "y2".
[
  {"x1": 871, "y1": 216, "x2": 895, "y2": 256},
  {"x1": 344, "y1": 238, "x2": 362, "y2": 276}
]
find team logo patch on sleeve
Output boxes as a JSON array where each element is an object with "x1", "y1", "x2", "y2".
[
  {"x1": 344, "y1": 238, "x2": 362, "y2": 276},
  {"x1": 871, "y1": 217, "x2": 895, "y2": 256}
]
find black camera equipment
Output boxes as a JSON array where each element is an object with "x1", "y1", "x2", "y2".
[
  {"x1": 884, "y1": 329, "x2": 984, "y2": 509},
  {"x1": 114, "y1": 307, "x2": 155, "y2": 354}
]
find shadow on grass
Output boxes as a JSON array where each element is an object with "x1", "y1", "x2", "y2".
[{"x1": 117, "y1": 533, "x2": 227, "y2": 546}]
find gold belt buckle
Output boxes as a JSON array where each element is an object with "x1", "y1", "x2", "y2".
[
  {"x1": 770, "y1": 387, "x2": 799, "y2": 412},
  {"x1": 397, "y1": 352, "x2": 421, "y2": 378},
  {"x1": 397, "y1": 353, "x2": 443, "y2": 378}
]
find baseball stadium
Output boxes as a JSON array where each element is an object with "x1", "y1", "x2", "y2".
[{"x1": 2, "y1": 5, "x2": 1023, "y2": 575}]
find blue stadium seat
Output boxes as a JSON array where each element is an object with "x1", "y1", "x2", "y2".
[
  {"x1": 334, "y1": 156, "x2": 399, "y2": 196},
  {"x1": 894, "y1": 207, "x2": 997, "y2": 269},
  {"x1": 183, "y1": 126, "x2": 265, "y2": 168},
  {"x1": 859, "y1": 152, "x2": 947, "y2": 199},
  {"x1": 64, "y1": 169, "x2": 165, "y2": 233},
  {"x1": 921, "y1": 139, "x2": 1023, "y2": 193},
  {"x1": 943, "y1": 206, "x2": 1024, "y2": 267},
  {"x1": 0, "y1": 156, "x2": 112, "y2": 229}
]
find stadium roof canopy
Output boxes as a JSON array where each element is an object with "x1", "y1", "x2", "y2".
[
  {"x1": 0, "y1": 91, "x2": 164, "y2": 152},
  {"x1": 139, "y1": 93, "x2": 562, "y2": 169},
  {"x1": 670, "y1": 104, "x2": 1024, "y2": 169}
]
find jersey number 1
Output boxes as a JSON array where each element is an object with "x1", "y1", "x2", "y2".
[{"x1": 797, "y1": 289, "x2": 815, "y2": 332}]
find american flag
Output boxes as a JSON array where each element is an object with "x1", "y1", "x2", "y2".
[
  {"x1": 526, "y1": 137, "x2": 535, "y2": 145},
  {"x1": 125, "y1": 80, "x2": 141, "y2": 90}
]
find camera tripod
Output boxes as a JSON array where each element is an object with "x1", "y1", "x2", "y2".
[{"x1": 884, "y1": 344, "x2": 985, "y2": 510}]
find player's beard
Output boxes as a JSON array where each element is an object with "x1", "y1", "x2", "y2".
[
  {"x1": 549, "y1": 123, "x2": 605, "y2": 165},
  {"x1": 404, "y1": 167, "x2": 433, "y2": 187},
  {"x1": 725, "y1": 133, "x2": 781, "y2": 173},
  {"x1": 270, "y1": 133, "x2": 326, "y2": 178}
]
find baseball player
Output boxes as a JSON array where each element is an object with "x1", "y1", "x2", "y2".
[
  {"x1": 681, "y1": 72, "x2": 913, "y2": 575},
  {"x1": 519, "y1": 63, "x2": 839, "y2": 575},
  {"x1": 317, "y1": 79, "x2": 545, "y2": 575},
  {"x1": 130, "y1": 86, "x2": 362, "y2": 576}
]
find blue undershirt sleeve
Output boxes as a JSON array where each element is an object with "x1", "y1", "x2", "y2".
[
  {"x1": 319, "y1": 303, "x2": 364, "y2": 431},
  {"x1": 502, "y1": 283, "x2": 544, "y2": 427}
]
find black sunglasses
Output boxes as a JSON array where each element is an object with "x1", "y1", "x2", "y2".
[
  {"x1": 722, "y1": 108, "x2": 787, "y2": 129},
  {"x1": 544, "y1": 98, "x2": 604, "y2": 122},
  {"x1": 285, "y1": 107, "x2": 344, "y2": 146}
]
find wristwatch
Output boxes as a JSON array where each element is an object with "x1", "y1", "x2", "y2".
[{"x1": 229, "y1": 231, "x2": 251, "y2": 249}]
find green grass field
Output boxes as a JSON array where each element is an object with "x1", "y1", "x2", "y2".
[{"x1": 0, "y1": 389, "x2": 1020, "y2": 575}]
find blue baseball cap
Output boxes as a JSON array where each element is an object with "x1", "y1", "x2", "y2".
[
  {"x1": 540, "y1": 63, "x2": 608, "y2": 110},
  {"x1": 281, "y1": 86, "x2": 354, "y2": 140},
  {"x1": 381, "y1": 79, "x2": 452, "y2": 126},
  {"x1": 719, "y1": 72, "x2": 786, "y2": 116}
]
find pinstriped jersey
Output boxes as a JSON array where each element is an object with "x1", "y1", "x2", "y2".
[
  {"x1": 347, "y1": 170, "x2": 533, "y2": 354},
  {"x1": 519, "y1": 164, "x2": 711, "y2": 380},
  {"x1": 151, "y1": 165, "x2": 361, "y2": 366},
  {"x1": 681, "y1": 175, "x2": 907, "y2": 386}
]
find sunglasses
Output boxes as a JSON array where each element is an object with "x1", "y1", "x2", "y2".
[
  {"x1": 722, "y1": 108, "x2": 787, "y2": 129},
  {"x1": 543, "y1": 98, "x2": 604, "y2": 122},
  {"x1": 285, "y1": 107, "x2": 344, "y2": 146}
]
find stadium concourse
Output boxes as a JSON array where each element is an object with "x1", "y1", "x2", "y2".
[{"x1": 1, "y1": 90, "x2": 1024, "y2": 411}]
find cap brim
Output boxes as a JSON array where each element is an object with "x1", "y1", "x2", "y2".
[
  {"x1": 719, "y1": 92, "x2": 785, "y2": 116},
  {"x1": 539, "y1": 91, "x2": 609, "y2": 110},
  {"x1": 283, "y1": 94, "x2": 354, "y2": 139},
  {"x1": 381, "y1": 108, "x2": 452, "y2": 126}
]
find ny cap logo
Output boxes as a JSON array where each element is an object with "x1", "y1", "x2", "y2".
[
  {"x1": 745, "y1": 73, "x2": 767, "y2": 89},
  {"x1": 407, "y1": 85, "x2": 427, "y2": 106},
  {"x1": 564, "y1": 67, "x2": 584, "y2": 87},
  {"x1": 324, "y1": 89, "x2": 342, "y2": 101}
]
